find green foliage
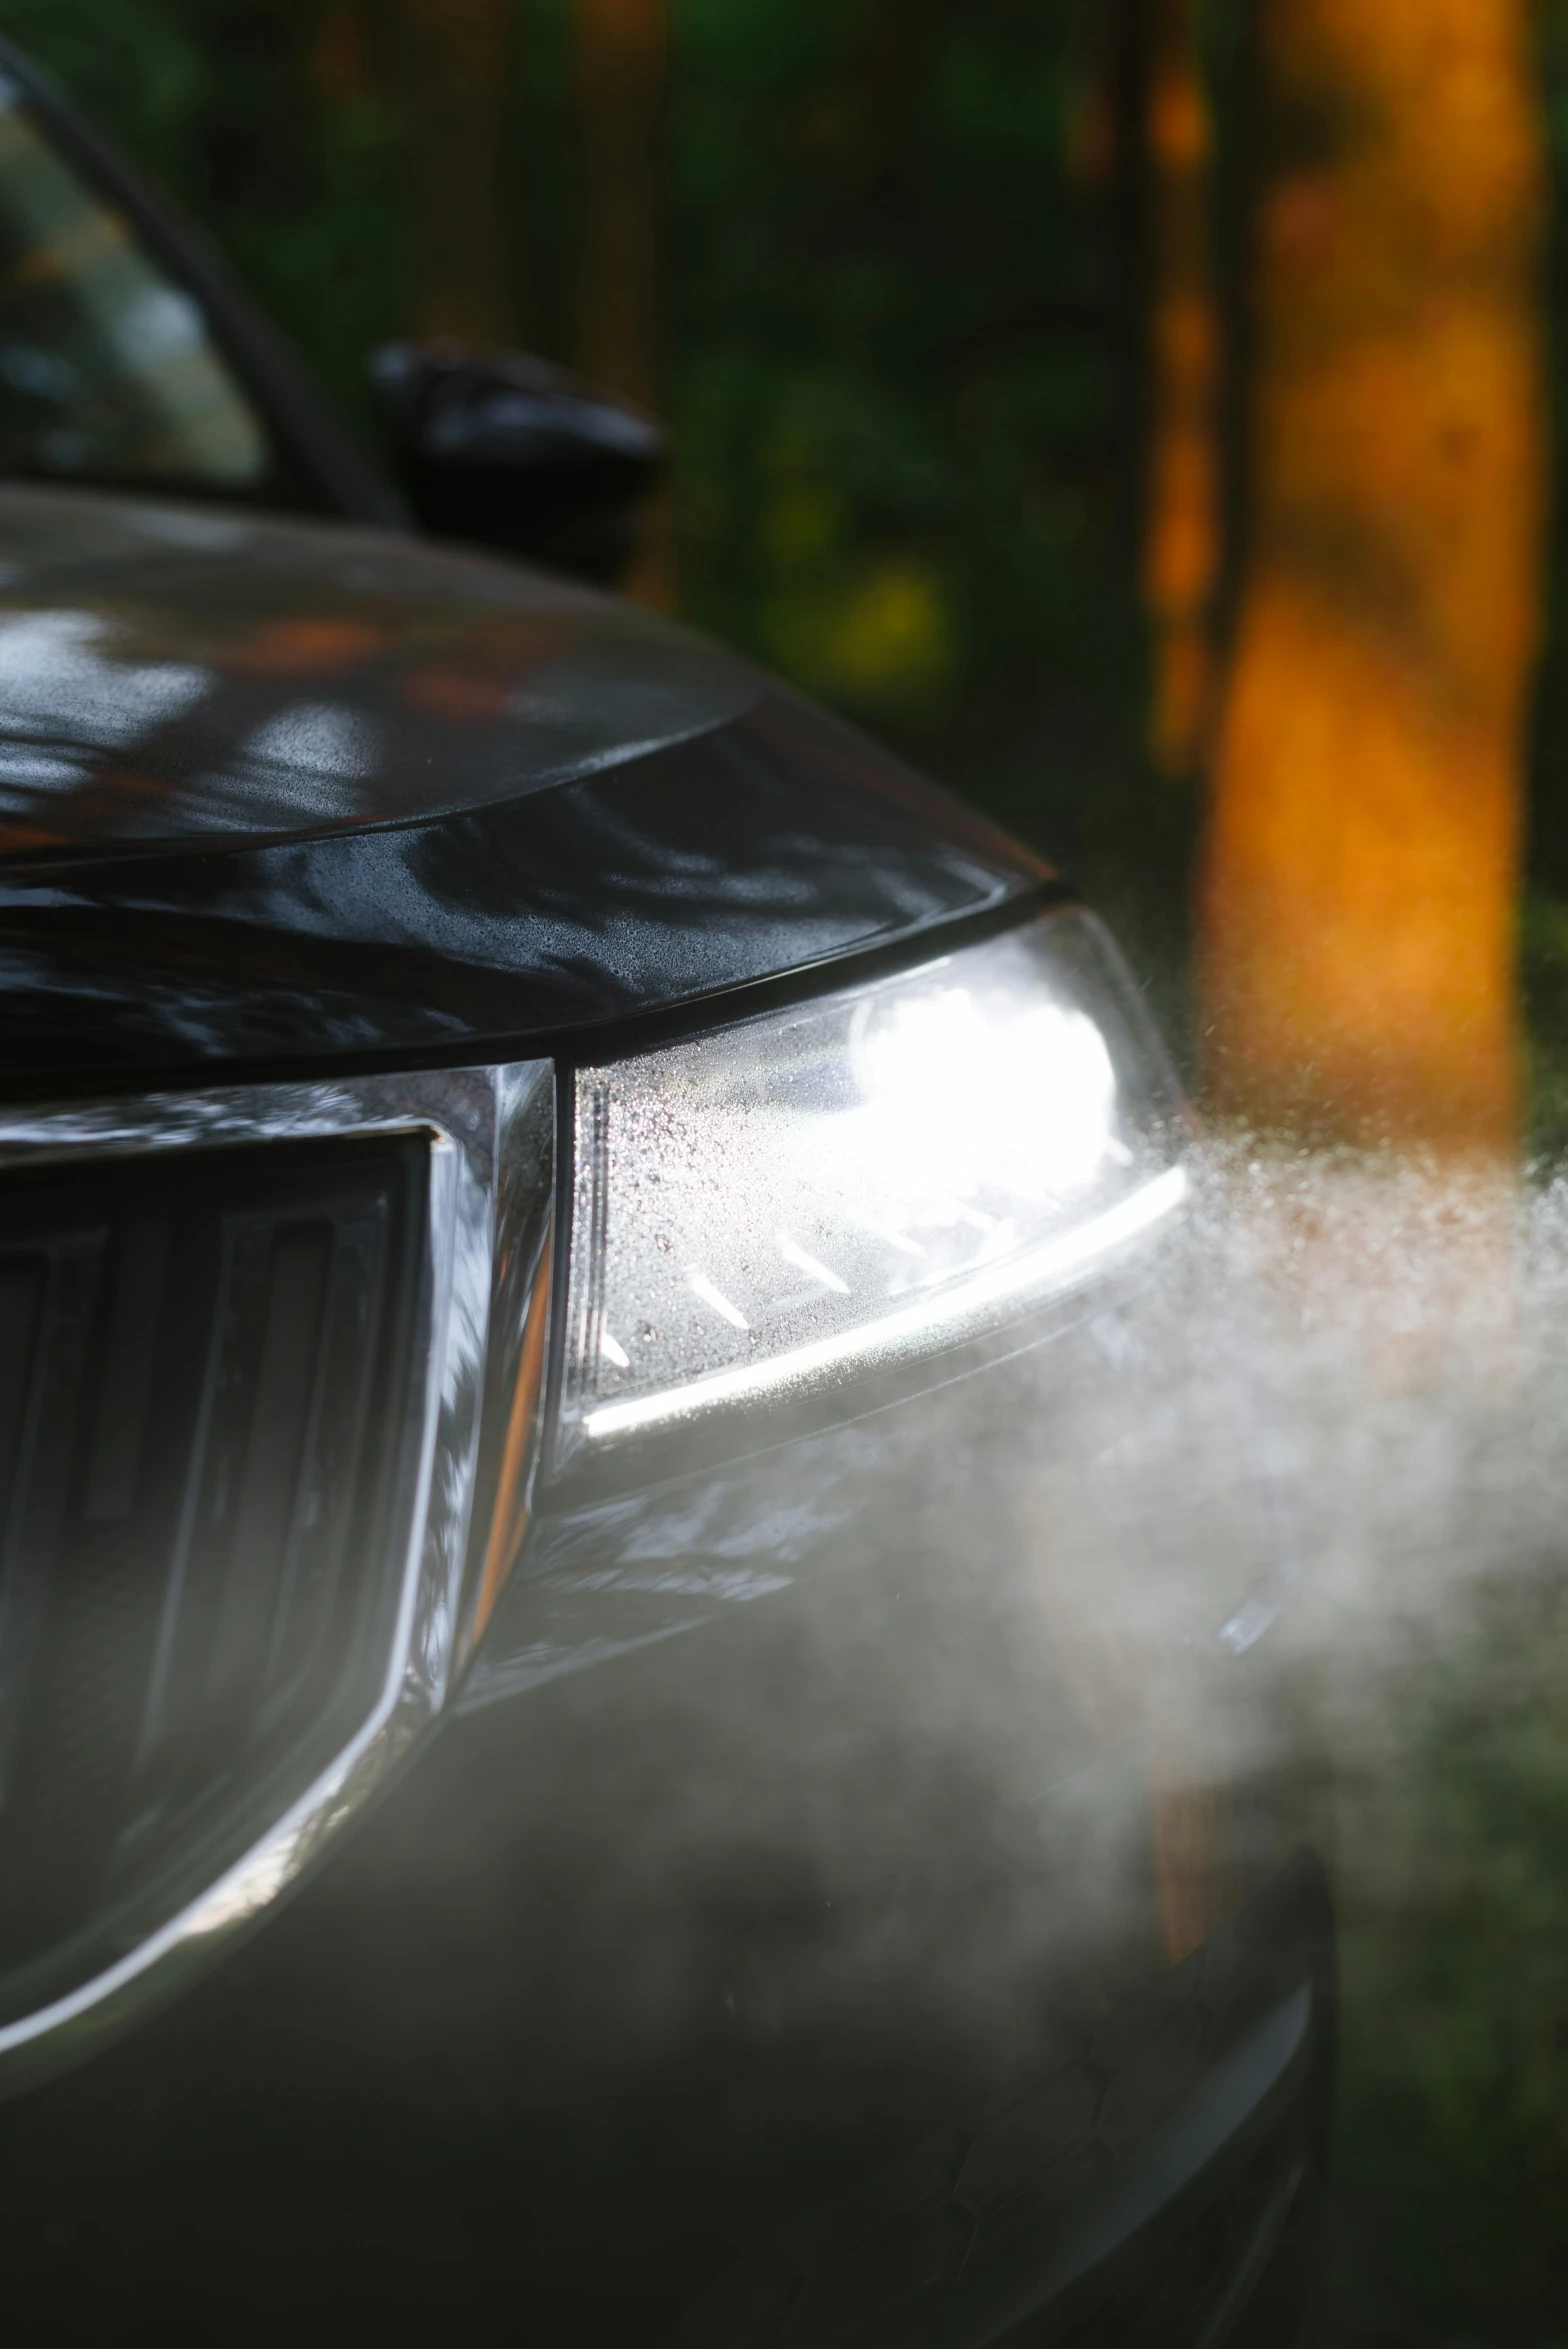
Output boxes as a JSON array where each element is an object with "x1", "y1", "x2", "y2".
[
  {"x1": 1314, "y1": 1570, "x2": 1568, "y2": 2344},
  {"x1": 0, "y1": 0, "x2": 207, "y2": 188},
  {"x1": 1522, "y1": 892, "x2": 1568, "y2": 1165},
  {"x1": 668, "y1": 0, "x2": 1128, "y2": 732}
]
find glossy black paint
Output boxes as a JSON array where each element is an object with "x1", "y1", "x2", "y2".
[
  {"x1": 0, "y1": 488, "x2": 1049, "y2": 1093},
  {"x1": 0, "y1": 488, "x2": 761, "y2": 858},
  {"x1": 372, "y1": 340, "x2": 665, "y2": 583}
]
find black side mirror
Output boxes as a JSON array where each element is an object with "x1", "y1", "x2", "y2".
[{"x1": 369, "y1": 339, "x2": 664, "y2": 587}]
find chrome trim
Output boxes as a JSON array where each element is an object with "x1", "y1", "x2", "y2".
[
  {"x1": 579, "y1": 1164, "x2": 1191, "y2": 1443},
  {"x1": 0, "y1": 1064, "x2": 553, "y2": 2091}
]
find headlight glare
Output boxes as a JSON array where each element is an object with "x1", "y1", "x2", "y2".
[{"x1": 559, "y1": 912, "x2": 1187, "y2": 1460}]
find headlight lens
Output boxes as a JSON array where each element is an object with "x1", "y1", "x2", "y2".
[{"x1": 558, "y1": 910, "x2": 1188, "y2": 1460}]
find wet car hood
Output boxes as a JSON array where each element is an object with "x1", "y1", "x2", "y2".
[
  {"x1": 0, "y1": 486, "x2": 1051, "y2": 1093},
  {"x1": 0, "y1": 485, "x2": 767, "y2": 860}
]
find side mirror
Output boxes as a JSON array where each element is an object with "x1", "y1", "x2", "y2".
[{"x1": 369, "y1": 339, "x2": 664, "y2": 587}]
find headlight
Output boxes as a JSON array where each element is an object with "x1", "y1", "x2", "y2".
[{"x1": 557, "y1": 910, "x2": 1189, "y2": 1467}]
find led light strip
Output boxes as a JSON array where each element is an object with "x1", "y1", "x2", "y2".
[{"x1": 583, "y1": 1161, "x2": 1190, "y2": 1441}]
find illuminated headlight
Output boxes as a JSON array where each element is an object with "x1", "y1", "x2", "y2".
[{"x1": 557, "y1": 911, "x2": 1189, "y2": 1461}]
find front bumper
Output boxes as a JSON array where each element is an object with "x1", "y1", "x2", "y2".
[
  {"x1": 672, "y1": 1853, "x2": 1332, "y2": 2349},
  {"x1": 0, "y1": 1550, "x2": 1331, "y2": 2347}
]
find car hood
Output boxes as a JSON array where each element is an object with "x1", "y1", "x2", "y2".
[
  {"x1": 0, "y1": 485, "x2": 758, "y2": 862},
  {"x1": 0, "y1": 487, "x2": 1053, "y2": 1094}
]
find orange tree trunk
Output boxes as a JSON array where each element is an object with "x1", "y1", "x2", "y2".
[
  {"x1": 403, "y1": 0, "x2": 519, "y2": 347},
  {"x1": 1143, "y1": 0, "x2": 1221, "y2": 778},
  {"x1": 1198, "y1": 0, "x2": 1546, "y2": 1151}
]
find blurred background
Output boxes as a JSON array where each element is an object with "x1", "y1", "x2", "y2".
[{"x1": 13, "y1": 4, "x2": 1568, "y2": 2341}]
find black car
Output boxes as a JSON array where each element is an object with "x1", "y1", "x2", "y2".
[{"x1": 0, "y1": 39, "x2": 1332, "y2": 2347}]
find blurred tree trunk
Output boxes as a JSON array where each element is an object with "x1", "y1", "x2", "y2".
[
  {"x1": 1198, "y1": 0, "x2": 1546, "y2": 1152},
  {"x1": 1142, "y1": 0, "x2": 1220, "y2": 778},
  {"x1": 402, "y1": 0, "x2": 519, "y2": 346},
  {"x1": 573, "y1": 0, "x2": 671, "y2": 604}
]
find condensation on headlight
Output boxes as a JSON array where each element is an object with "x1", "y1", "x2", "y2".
[{"x1": 558, "y1": 911, "x2": 1189, "y2": 1453}]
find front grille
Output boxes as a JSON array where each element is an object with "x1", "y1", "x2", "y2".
[{"x1": 0, "y1": 1132, "x2": 429, "y2": 2025}]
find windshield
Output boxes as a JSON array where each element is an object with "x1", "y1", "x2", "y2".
[{"x1": 0, "y1": 73, "x2": 270, "y2": 496}]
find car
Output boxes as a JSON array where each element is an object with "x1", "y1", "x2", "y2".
[{"x1": 0, "y1": 35, "x2": 1333, "y2": 2347}]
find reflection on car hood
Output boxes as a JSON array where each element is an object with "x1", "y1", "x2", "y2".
[
  {"x1": 0, "y1": 485, "x2": 1056, "y2": 1092},
  {"x1": 0, "y1": 484, "x2": 756, "y2": 861}
]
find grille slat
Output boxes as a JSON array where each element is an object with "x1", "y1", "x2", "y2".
[
  {"x1": 0, "y1": 1231, "x2": 103, "y2": 1819},
  {"x1": 80, "y1": 1204, "x2": 169, "y2": 1526},
  {"x1": 217, "y1": 1224, "x2": 331, "y2": 1716},
  {"x1": 0, "y1": 1133, "x2": 428, "y2": 2021},
  {"x1": 0, "y1": 1260, "x2": 45, "y2": 1527}
]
